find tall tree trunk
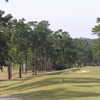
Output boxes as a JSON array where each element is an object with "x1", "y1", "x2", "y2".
[
  {"x1": 32, "y1": 53, "x2": 35, "y2": 76},
  {"x1": 8, "y1": 64, "x2": 12, "y2": 80},
  {"x1": 19, "y1": 64, "x2": 22, "y2": 78},
  {"x1": 44, "y1": 56, "x2": 47, "y2": 72},
  {"x1": 32, "y1": 50, "x2": 37, "y2": 76},
  {"x1": 25, "y1": 55, "x2": 28, "y2": 74}
]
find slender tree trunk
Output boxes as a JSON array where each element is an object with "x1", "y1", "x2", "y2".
[
  {"x1": 25, "y1": 55, "x2": 28, "y2": 74},
  {"x1": 19, "y1": 64, "x2": 22, "y2": 78},
  {"x1": 44, "y1": 56, "x2": 47, "y2": 72},
  {"x1": 40, "y1": 54, "x2": 43, "y2": 72},
  {"x1": 32, "y1": 55, "x2": 36, "y2": 76},
  {"x1": 8, "y1": 64, "x2": 12, "y2": 80},
  {"x1": 32, "y1": 50, "x2": 37, "y2": 76},
  {"x1": 35, "y1": 49, "x2": 38, "y2": 75},
  {"x1": 62, "y1": 48, "x2": 65, "y2": 64}
]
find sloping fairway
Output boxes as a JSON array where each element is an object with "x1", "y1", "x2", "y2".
[{"x1": 1, "y1": 67, "x2": 100, "y2": 100}]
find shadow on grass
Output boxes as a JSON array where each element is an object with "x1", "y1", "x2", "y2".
[
  {"x1": 3, "y1": 76, "x2": 100, "y2": 92},
  {"x1": 0, "y1": 78, "x2": 34, "y2": 91},
  {"x1": 0, "y1": 77, "x2": 33, "y2": 82},
  {"x1": 14, "y1": 88, "x2": 100, "y2": 100}
]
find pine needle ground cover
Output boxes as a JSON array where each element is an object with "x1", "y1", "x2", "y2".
[{"x1": 0, "y1": 67, "x2": 100, "y2": 100}]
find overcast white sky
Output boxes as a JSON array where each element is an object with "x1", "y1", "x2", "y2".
[{"x1": 0, "y1": 0, "x2": 99, "y2": 39}]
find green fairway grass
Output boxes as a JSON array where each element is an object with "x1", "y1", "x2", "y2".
[{"x1": 0, "y1": 66, "x2": 100, "y2": 100}]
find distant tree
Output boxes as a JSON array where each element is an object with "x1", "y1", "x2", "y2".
[
  {"x1": 73, "y1": 38, "x2": 93, "y2": 66},
  {"x1": 50, "y1": 29, "x2": 77, "y2": 67},
  {"x1": 92, "y1": 39, "x2": 100, "y2": 65},
  {"x1": 92, "y1": 18, "x2": 100, "y2": 65},
  {"x1": 92, "y1": 18, "x2": 100, "y2": 37}
]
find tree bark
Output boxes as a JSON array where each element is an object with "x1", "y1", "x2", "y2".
[
  {"x1": 19, "y1": 64, "x2": 22, "y2": 78},
  {"x1": 25, "y1": 55, "x2": 28, "y2": 74},
  {"x1": 8, "y1": 64, "x2": 12, "y2": 80}
]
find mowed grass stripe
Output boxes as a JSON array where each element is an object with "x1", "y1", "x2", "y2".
[{"x1": 1, "y1": 66, "x2": 100, "y2": 100}]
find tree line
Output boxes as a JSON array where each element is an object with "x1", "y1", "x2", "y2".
[{"x1": 0, "y1": 10, "x2": 100, "y2": 80}]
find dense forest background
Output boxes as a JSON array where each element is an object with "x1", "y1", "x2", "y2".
[{"x1": 0, "y1": 10, "x2": 100, "y2": 80}]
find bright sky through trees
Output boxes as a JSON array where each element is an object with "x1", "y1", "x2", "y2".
[{"x1": 0, "y1": 0, "x2": 99, "y2": 38}]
